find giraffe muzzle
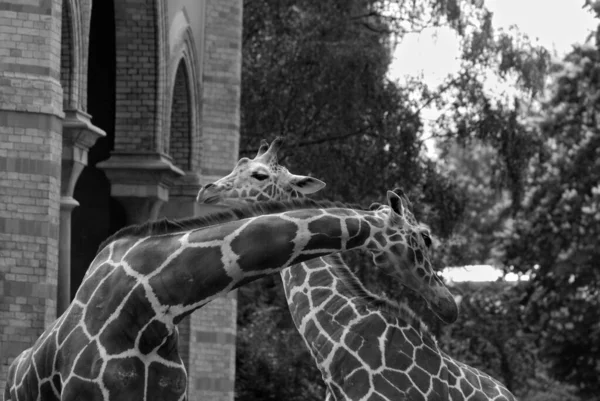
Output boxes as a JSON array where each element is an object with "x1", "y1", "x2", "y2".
[
  {"x1": 430, "y1": 288, "x2": 459, "y2": 324},
  {"x1": 196, "y1": 185, "x2": 221, "y2": 204}
]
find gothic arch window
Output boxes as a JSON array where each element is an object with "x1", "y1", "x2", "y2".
[
  {"x1": 166, "y1": 10, "x2": 201, "y2": 173},
  {"x1": 60, "y1": 0, "x2": 74, "y2": 110},
  {"x1": 169, "y1": 61, "x2": 192, "y2": 171}
]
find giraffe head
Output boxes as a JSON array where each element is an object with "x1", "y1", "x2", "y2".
[
  {"x1": 369, "y1": 189, "x2": 458, "y2": 323},
  {"x1": 196, "y1": 137, "x2": 326, "y2": 204}
]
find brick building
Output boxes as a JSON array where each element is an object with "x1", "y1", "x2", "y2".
[{"x1": 0, "y1": 0, "x2": 242, "y2": 399}]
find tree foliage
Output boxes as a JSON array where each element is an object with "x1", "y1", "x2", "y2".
[
  {"x1": 434, "y1": 141, "x2": 512, "y2": 267},
  {"x1": 243, "y1": 0, "x2": 415, "y2": 201},
  {"x1": 437, "y1": 21, "x2": 600, "y2": 398},
  {"x1": 433, "y1": 29, "x2": 550, "y2": 207},
  {"x1": 500, "y1": 38, "x2": 600, "y2": 398},
  {"x1": 240, "y1": 0, "x2": 489, "y2": 211},
  {"x1": 440, "y1": 282, "x2": 581, "y2": 401},
  {"x1": 236, "y1": 277, "x2": 325, "y2": 401}
]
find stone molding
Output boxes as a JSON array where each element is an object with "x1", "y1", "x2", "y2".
[
  {"x1": 61, "y1": 108, "x2": 105, "y2": 198},
  {"x1": 97, "y1": 152, "x2": 185, "y2": 223}
]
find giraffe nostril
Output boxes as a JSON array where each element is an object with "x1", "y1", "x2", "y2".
[{"x1": 203, "y1": 183, "x2": 215, "y2": 190}]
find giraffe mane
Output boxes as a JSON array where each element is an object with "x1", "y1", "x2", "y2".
[
  {"x1": 329, "y1": 255, "x2": 434, "y2": 338},
  {"x1": 96, "y1": 198, "x2": 368, "y2": 255}
]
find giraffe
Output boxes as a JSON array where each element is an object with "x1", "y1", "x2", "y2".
[
  {"x1": 197, "y1": 137, "x2": 517, "y2": 401},
  {"x1": 3, "y1": 190, "x2": 455, "y2": 401}
]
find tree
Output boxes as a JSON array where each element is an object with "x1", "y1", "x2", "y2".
[
  {"x1": 440, "y1": 282, "x2": 581, "y2": 401},
  {"x1": 433, "y1": 141, "x2": 512, "y2": 267},
  {"x1": 432, "y1": 26, "x2": 550, "y2": 208},
  {"x1": 431, "y1": 12, "x2": 599, "y2": 395},
  {"x1": 500, "y1": 38, "x2": 600, "y2": 398},
  {"x1": 241, "y1": 0, "x2": 424, "y2": 202},
  {"x1": 236, "y1": 280, "x2": 325, "y2": 401}
]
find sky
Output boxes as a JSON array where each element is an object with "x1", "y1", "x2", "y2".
[
  {"x1": 387, "y1": 0, "x2": 597, "y2": 281},
  {"x1": 441, "y1": 265, "x2": 529, "y2": 283},
  {"x1": 389, "y1": 0, "x2": 598, "y2": 84}
]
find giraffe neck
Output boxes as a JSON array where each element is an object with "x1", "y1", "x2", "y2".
[
  {"x1": 283, "y1": 257, "x2": 517, "y2": 400},
  {"x1": 281, "y1": 254, "x2": 434, "y2": 396},
  {"x1": 90, "y1": 204, "x2": 383, "y2": 328},
  {"x1": 283, "y1": 253, "x2": 427, "y2": 335}
]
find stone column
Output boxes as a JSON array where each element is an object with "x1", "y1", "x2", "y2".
[
  {"x1": 192, "y1": 0, "x2": 243, "y2": 397},
  {"x1": 0, "y1": 0, "x2": 64, "y2": 391},
  {"x1": 58, "y1": 109, "x2": 105, "y2": 315},
  {"x1": 97, "y1": 152, "x2": 184, "y2": 225},
  {"x1": 159, "y1": 173, "x2": 232, "y2": 380},
  {"x1": 172, "y1": 177, "x2": 238, "y2": 401},
  {"x1": 159, "y1": 172, "x2": 202, "y2": 376}
]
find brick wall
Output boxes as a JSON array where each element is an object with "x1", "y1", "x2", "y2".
[
  {"x1": 0, "y1": 0, "x2": 64, "y2": 391},
  {"x1": 189, "y1": 295, "x2": 238, "y2": 401},
  {"x1": 199, "y1": 0, "x2": 242, "y2": 177},
  {"x1": 183, "y1": 1, "x2": 244, "y2": 399},
  {"x1": 113, "y1": 0, "x2": 162, "y2": 152}
]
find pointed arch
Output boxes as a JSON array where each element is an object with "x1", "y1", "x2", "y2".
[
  {"x1": 165, "y1": 8, "x2": 201, "y2": 172},
  {"x1": 169, "y1": 61, "x2": 192, "y2": 170},
  {"x1": 60, "y1": 0, "x2": 82, "y2": 110}
]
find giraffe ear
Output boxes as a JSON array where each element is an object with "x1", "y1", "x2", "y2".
[
  {"x1": 289, "y1": 175, "x2": 326, "y2": 194},
  {"x1": 386, "y1": 190, "x2": 407, "y2": 223}
]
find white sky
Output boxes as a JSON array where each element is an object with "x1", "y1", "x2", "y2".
[
  {"x1": 441, "y1": 265, "x2": 530, "y2": 283},
  {"x1": 389, "y1": 0, "x2": 598, "y2": 84},
  {"x1": 388, "y1": 0, "x2": 597, "y2": 282}
]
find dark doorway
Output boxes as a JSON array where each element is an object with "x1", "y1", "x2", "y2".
[{"x1": 71, "y1": 0, "x2": 126, "y2": 298}]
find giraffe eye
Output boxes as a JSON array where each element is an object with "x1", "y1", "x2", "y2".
[
  {"x1": 422, "y1": 233, "x2": 432, "y2": 247},
  {"x1": 251, "y1": 172, "x2": 269, "y2": 181}
]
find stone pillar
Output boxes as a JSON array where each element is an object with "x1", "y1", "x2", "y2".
[
  {"x1": 97, "y1": 152, "x2": 184, "y2": 225},
  {"x1": 191, "y1": 0, "x2": 243, "y2": 399},
  {"x1": 158, "y1": 173, "x2": 233, "y2": 385},
  {"x1": 174, "y1": 181, "x2": 237, "y2": 401},
  {"x1": 0, "y1": 0, "x2": 64, "y2": 391},
  {"x1": 199, "y1": 0, "x2": 242, "y2": 178},
  {"x1": 160, "y1": 173, "x2": 205, "y2": 218},
  {"x1": 159, "y1": 172, "x2": 202, "y2": 378},
  {"x1": 187, "y1": 292, "x2": 238, "y2": 401},
  {"x1": 58, "y1": 109, "x2": 105, "y2": 315}
]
